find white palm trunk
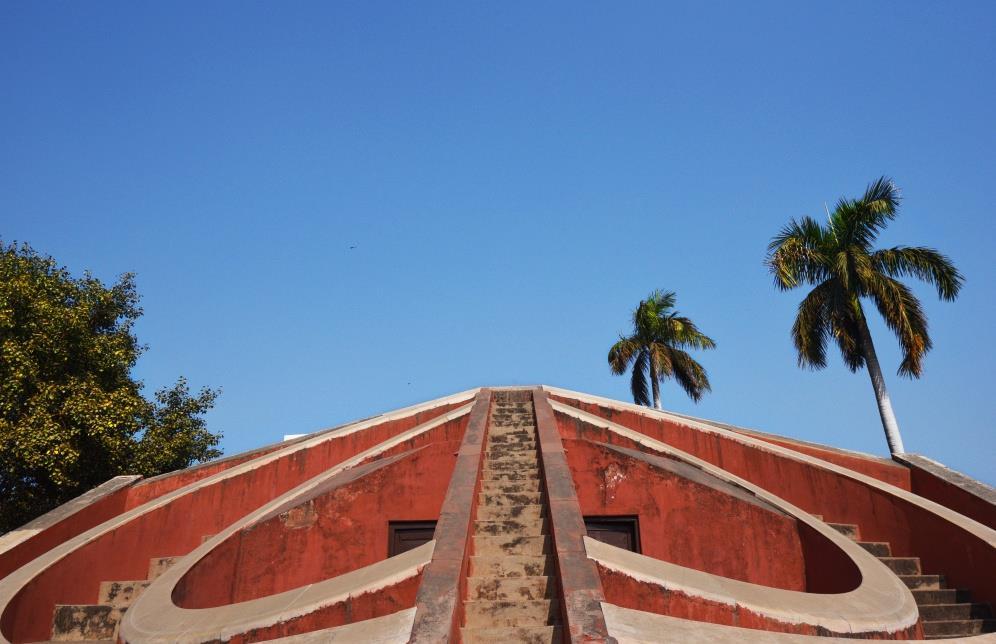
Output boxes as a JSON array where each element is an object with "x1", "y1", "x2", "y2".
[
  {"x1": 858, "y1": 318, "x2": 906, "y2": 455},
  {"x1": 649, "y1": 352, "x2": 662, "y2": 410}
]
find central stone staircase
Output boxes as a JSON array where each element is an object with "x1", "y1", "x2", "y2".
[
  {"x1": 461, "y1": 393, "x2": 562, "y2": 643},
  {"x1": 823, "y1": 519, "x2": 995, "y2": 640}
]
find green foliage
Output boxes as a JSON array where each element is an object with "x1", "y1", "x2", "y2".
[
  {"x1": 608, "y1": 290, "x2": 715, "y2": 407},
  {"x1": 0, "y1": 242, "x2": 221, "y2": 533},
  {"x1": 765, "y1": 177, "x2": 963, "y2": 377}
]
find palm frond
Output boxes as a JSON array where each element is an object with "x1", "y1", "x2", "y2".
[
  {"x1": 864, "y1": 275, "x2": 932, "y2": 377},
  {"x1": 608, "y1": 337, "x2": 639, "y2": 375},
  {"x1": 791, "y1": 280, "x2": 834, "y2": 369},
  {"x1": 831, "y1": 177, "x2": 899, "y2": 249},
  {"x1": 668, "y1": 347, "x2": 711, "y2": 402},
  {"x1": 630, "y1": 349, "x2": 651, "y2": 406},
  {"x1": 827, "y1": 290, "x2": 865, "y2": 372},
  {"x1": 871, "y1": 246, "x2": 963, "y2": 301},
  {"x1": 665, "y1": 316, "x2": 717, "y2": 350},
  {"x1": 765, "y1": 216, "x2": 831, "y2": 289}
]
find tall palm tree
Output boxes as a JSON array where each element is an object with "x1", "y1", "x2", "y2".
[
  {"x1": 765, "y1": 177, "x2": 963, "y2": 455},
  {"x1": 608, "y1": 290, "x2": 716, "y2": 409}
]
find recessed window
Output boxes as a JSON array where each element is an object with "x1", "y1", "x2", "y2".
[
  {"x1": 388, "y1": 521, "x2": 437, "y2": 557},
  {"x1": 584, "y1": 516, "x2": 640, "y2": 553}
]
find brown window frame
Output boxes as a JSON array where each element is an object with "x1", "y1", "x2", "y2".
[
  {"x1": 388, "y1": 520, "x2": 437, "y2": 557},
  {"x1": 583, "y1": 515, "x2": 641, "y2": 553}
]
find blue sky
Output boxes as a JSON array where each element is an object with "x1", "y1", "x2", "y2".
[{"x1": 2, "y1": 2, "x2": 993, "y2": 483}]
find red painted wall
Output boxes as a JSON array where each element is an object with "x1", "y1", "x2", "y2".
[
  {"x1": 905, "y1": 465, "x2": 996, "y2": 531},
  {"x1": 1, "y1": 411, "x2": 467, "y2": 643},
  {"x1": 174, "y1": 440, "x2": 458, "y2": 607},
  {"x1": 552, "y1": 401, "x2": 996, "y2": 613}
]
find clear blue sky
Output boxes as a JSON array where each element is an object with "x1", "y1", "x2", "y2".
[{"x1": 2, "y1": 3, "x2": 993, "y2": 483}]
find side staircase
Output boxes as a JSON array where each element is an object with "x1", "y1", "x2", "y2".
[
  {"x1": 461, "y1": 393, "x2": 563, "y2": 643},
  {"x1": 821, "y1": 518, "x2": 995, "y2": 640},
  {"x1": 47, "y1": 554, "x2": 180, "y2": 642}
]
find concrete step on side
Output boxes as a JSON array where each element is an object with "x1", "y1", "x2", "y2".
[
  {"x1": 920, "y1": 603, "x2": 994, "y2": 621},
  {"x1": 923, "y1": 619, "x2": 996, "y2": 638},
  {"x1": 878, "y1": 557, "x2": 921, "y2": 575},
  {"x1": 468, "y1": 576, "x2": 552, "y2": 601},
  {"x1": 913, "y1": 589, "x2": 970, "y2": 605},
  {"x1": 827, "y1": 523, "x2": 860, "y2": 539},
  {"x1": 463, "y1": 599, "x2": 558, "y2": 629},
  {"x1": 481, "y1": 480, "x2": 542, "y2": 495},
  {"x1": 857, "y1": 542, "x2": 891, "y2": 557},
  {"x1": 51, "y1": 605, "x2": 120, "y2": 641},
  {"x1": 474, "y1": 518, "x2": 548, "y2": 538},
  {"x1": 461, "y1": 625, "x2": 562, "y2": 643},
  {"x1": 470, "y1": 555, "x2": 554, "y2": 578},
  {"x1": 97, "y1": 580, "x2": 150, "y2": 608},
  {"x1": 474, "y1": 535, "x2": 549, "y2": 556},
  {"x1": 479, "y1": 492, "x2": 543, "y2": 507},
  {"x1": 147, "y1": 556, "x2": 178, "y2": 580},
  {"x1": 477, "y1": 504, "x2": 544, "y2": 522},
  {"x1": 900, "y1": 574, "x2": 944, "y2": 590}
]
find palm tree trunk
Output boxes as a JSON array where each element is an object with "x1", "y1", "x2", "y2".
[
  {"x1": 857, "y1": 316, "x2": 906, "y2": 455},
  {"x1": 649, "y1": 351, "x2": 662, "y2": 410}
]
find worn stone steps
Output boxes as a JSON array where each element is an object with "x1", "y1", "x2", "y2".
[
  {"x1": 481, "y1": 480, "x2": 542, "y2": 494},
  {"x1": 479, "y1": 492, "x2": 543, "y2": 507},
  {"x1": 470, "y1": 555, "x2": 554, "y2": 578},
  {"x1": 474, "y1": 535, "x2": 550, "y2": 556},
  {"x1": 900, "y1": 574, "x2": 945, "y2": 590},
  {"x1": 923, "y1": 618, "x2": 996, "y2": 639},
  {"x1": 461, "y1": 625, "x2": 562, "y2": 643},
  {"x1": 827, "y1": 522, "x2": 860, "y2": 539},
  {"x1": 878, "y1": 557, "x2": 921, "y2": 575},
  {"x1": 474, "y1": 517, "x2": 548, "y2": 537},
  {"x1": 464, "y1": 600, "x2": 559, "y2": 629},
  {"x1": 482, "y1": 469, "x2": 541, "y2": 482},
  {"x1": 838, "y1": 521, "x2": 994, "y2": 640},
  {"x1": 467, "y1": 576, "x2": 552, "y2": 601},
  {"x1": 50, "y1": 555, "x2": 179, "y2": 641},
  {"x1": 477, "y1": 504, "x2": 544, "y2": 522},
  {"x1": 913, "y1": 589, "x2": 971, "y2": 605},
  {"x1": 97, "y1": 580, "x2": 150, "y2": 608},
  {"x1": 856, "y1": 541, "x2": 891, "y2": 557}
]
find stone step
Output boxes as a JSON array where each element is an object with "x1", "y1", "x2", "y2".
[
  {"x1": 487, "y1": 435, "x2": 536, "y2": 446},
  {"x1": 474, "y1": 518, "x2": 548, "y2": 538},
  {"x1": 147, "y1": 556, "x2": 178, "y2": 580},
  {"x1": 481, "y1": 480, "x2": 542, "y2": 495},
  {"x1": 857, "y1": 541, "x2": 891, "y2": 557},
  {"x1": 923, "y1": 618, "x2": 996, "y2": 638},
  {"x1": 51, "y1": 605, "x2": 120, "y2": 641},
  {"x1": 878, "y1": 557, "x2": 921, "y2": 575},
  {"x1": 463, "y1": 599, "x2": 558, "y2": 629},
  {"x1": 484, "y1": 459, "x2": 538, "y2": 471},
  {"x1": 479, "y1": 492, "x2": 543, "y2": 508},
  {"x1": 827, "y1": 523, "x2": 860, "y2": 539},
  {"x1": 97, "y1": 580, "x2": 150, "y2": 608},
  {"x1": 477, "y1": 504, "x2": 544, "y2": 522},
  {"x1": 470, "y1": 555, "x2": 554, "y2": 578},
  {"x1": 461, "y1": 625, "x2": 562, "y2": 643},
  {"x1": 913, "y1": 589, "x2": 971, "y2": 605},
  {"x1": 900, "y1": 574, "x2": 945, "y2": 590},
  {"x1": 474, "y1": 535, "x2": 550, "y2": 556},
  {"x1": 483, "y1": 469, "x2": 540, "y2": 482},
  {"x1": 920, "y1": 603, "x2": 993, "y2": 621},
  {"x1": 468, "y1": 575, "x2": 552, "y2": 601}
]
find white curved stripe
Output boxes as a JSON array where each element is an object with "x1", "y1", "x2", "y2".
[
  {"x1": 551, "y1": 399, "x2": 918, "y2": 635},
  {"x1": 267, "y1": 608, "x2": 415, "y2": 643},
  {"x1": 0, "y1": 391, "x2": 475, "y2": 643}
]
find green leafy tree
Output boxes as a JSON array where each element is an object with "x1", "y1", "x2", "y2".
[
  {"x1": 0, "y1": 242, "x2": 222, "y2": 533},
  {"x1": 765, "y1": 177, "x2": 963, "y2": 455},
  {"x1": 608, "y1": 290, "x2": 716, "y2": 409}
]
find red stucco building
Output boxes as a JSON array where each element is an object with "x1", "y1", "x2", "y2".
[{"x1": 1, "y1": 386, "x2": 993, "y2": 642}]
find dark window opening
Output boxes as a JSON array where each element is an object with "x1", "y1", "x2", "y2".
[
  {"x1": 584, "y1": 516, "x2": 640, "y2": 553},
  {"x1": 388, "y1": 520, "x2": 437, "y2": 557}
]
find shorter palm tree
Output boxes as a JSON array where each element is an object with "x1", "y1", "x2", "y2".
[{"x1": 608, "y1": 290, "x2": 716, "y2": 409}]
